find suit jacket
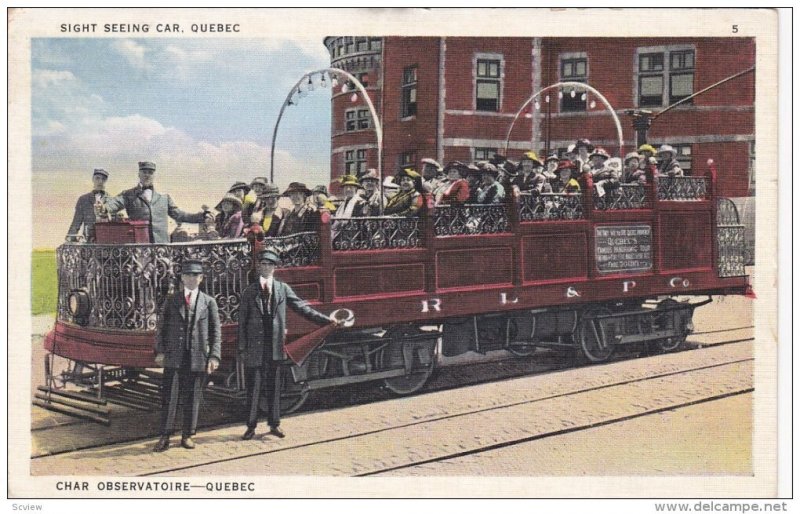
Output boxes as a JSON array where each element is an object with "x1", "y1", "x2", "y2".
[
  {"x1": 67, "y1": 191, "x2": 107, "y2": 241},
  {"x1": 237, "y1": 279, "x2": 331, "y2": 365},
  {"x1": 155, "y1": 291, "x2": 222, "y2": 372},
  {"x1": 278, "y1": 206, "x2": 319, "y2": 236},
  {"x1": 104, "y1": 185, "x2": 206, "y2": 244}
]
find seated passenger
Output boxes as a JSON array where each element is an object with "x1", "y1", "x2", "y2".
[
  {"x1": 359, "y1": 169, "x2": 387, "y2": 216},
  {"x1": 277, "y1": 182, "x2": 320, "y2": 236},
  {"x1": 465, "y1": 164, "x2": 482, "y2": 203},
  {"x1": 244, "y1": 178, "x2": 268, "y2": 222},
  {"x1": 556, "y1": 160, "x2": 581, "y2": 194},
  {"x1": 435, "y1": 162, "x2": 470, "y2": 206},
  {"x1": 574, "y1": 138, "x2": 594, "y2": 172},
  {"x1": 249, "y1": 183, "x2": 283, "y2": 238},
  {"x1": 588, "y1": 147, "x2": 611, "y2": 175},
  {"x1": 311, "y1": 185, "x2": 337, "y2": 214},
  {"x1": 593, "y1": 157, "x2": 622, "y2": 198},
  {"x1": 623, "y1": 152, "x2": 647, "y2": 185},
  {"x1": 637, "y1": 144, "x2": 659, "y2": 170},
  {"x1": 420, "y1": 158, "x2": 444, "y2": 193},
  {"x1": 334, "y1": 175, "x2": 366, "y2": 219},
  {"x1": 514, "y1": 151, "x2": 552, "y2": 194},
  {"x1": 215, "y1": 193, "x2": 245, "y2": 238},
  {"x1": 384, "y1": 168, "x2": 425, "y2": 217},
  {"x1": 476, "y1": 164, "x2": 506, "y2": 204},
  {"x1": 656, "y1": 145, "x2": 684, "y2": 177}
]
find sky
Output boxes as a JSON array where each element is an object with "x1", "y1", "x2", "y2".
[{"x1": 31, "y1": 37, "x2": 333, "y2": 248}]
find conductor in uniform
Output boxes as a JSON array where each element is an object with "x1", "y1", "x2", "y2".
[
  {"x1": 238, "y1": 249, "x2": 343, "y2": 440},
  {"x1": 153, "y1": 259, "x2": 221, "y2": 452},
  {"x1": 66, "y1": 168, "x2": 109, "y2": 242},
  {"x1": 100, "y1": 161, "x2": 212, "y2": 244}
]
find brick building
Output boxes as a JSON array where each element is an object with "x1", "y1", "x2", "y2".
[{"x1": 325, "y1": 36, "x2": 755, "y2": 197}]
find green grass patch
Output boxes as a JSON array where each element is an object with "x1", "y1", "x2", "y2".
[{"x1": 32, "y1": 249, "x2": 57, "y2": 315}]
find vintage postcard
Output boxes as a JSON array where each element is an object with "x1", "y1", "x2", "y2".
[{"x1": 8, "y1": 7, "x2": 782, "y2": 502}]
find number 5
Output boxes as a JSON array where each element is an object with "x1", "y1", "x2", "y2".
[{"x1": 732, "y1": 24, "x2": 739, "y2": 33}]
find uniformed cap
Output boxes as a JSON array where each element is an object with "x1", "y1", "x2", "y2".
[
  {"x1": 93, "y1": 168, "x2": 109, "y2": 178},
  {"x1": 181, "y1": 259, "x2": 204, "y2": 275},
  {"x1": 256, "y1": 249, "x2": 281, "y2": 265},
  {"x1": 138, "y1": 161, "x2": 156, "y2": 171}
]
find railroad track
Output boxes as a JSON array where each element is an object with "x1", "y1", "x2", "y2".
[{"x1": 30, "y1": 332, "x2": 753, "y2": 477}]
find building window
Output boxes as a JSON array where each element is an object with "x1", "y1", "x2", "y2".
[
  {"x1": 345, "y1": 37, "x2": 354, "y2": 55},
  {"x1": 401, "y1": 66, "x2": 417, "y2": 118},
  {"x1": 476, "y1": 58, "x2": 501, "y2": 111},
  {"x1": 399, "y1": 151, "x2": 417, "y2": 170},
  {"x1": 345, "y1": 149, "x2": 368, "y2": 175},
  {"x1": 638, "y1": 48, "x2": 695, "y2": 107},
  {"x1": 357, "y1": 38, "x2": 369, "y2": 52},
  {"x1": 370, "y1": 38, "x2": 382, "y2": 51},
  {"x1": 473, "y1": 147, "x2": 497, "y2": 161},
  {"x1": 673, "y1": 143, "x2": 692, "y2": 175},
  {"x1": 345, "y1": 108, "x2": 372, "y2": 132},
  {"x1": 560, "y1": 57, "x2": 588, "y2": 112}
]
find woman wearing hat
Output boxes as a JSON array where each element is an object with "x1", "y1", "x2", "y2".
[
  {"x1": 333, "y1": 175, "x2": 366, "y2": 219},
  {"x1": 248, "y1": 183, "x2": 283, "y2": 238},
  {"x1": 435, "y1": 162, "x2": 470, "y2": 206},
  {"x1": 476, "y1": 163, "x2": 506, "y2": 204},
  {"x1": 513, "y1": 151, "x2": 551, "y2": 194},
  {"x1": 358, "y1": 169, "x2": 386, "y2": 216},
  {"x1": 588, "y1": 147, "x2": 611, "y2": 175},
  {"x1": 623, "y1": 152, "x2": 647, "y2": 185},
  {"x1": 277, "y1": 182, "x2": 320, "y2": 236},
  {"x1": 384, "y1": 168, "x2": 425, "y2": 217},
  {"x1": 555, "y1": 160, "x2": 581, "y2": 194},
  {"x1": 637, "y1": 144, "x2": 658, "y2": 171},
  {"x1": 656, "y1": 145, "x2": 684, "y2": 177},
  {"x1": 214, "y1": 193, "x2": 245, "y2": 239}
]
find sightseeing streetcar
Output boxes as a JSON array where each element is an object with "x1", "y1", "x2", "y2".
[{"x1": 40, "y1": 161, "x2": 750, "y2": 423}]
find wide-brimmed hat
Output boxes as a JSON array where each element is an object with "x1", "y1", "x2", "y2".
[
  {"x1": 489, "y1": 154, "x2": 507, "y2": 166},
  {"x1": 574, "y1": 139, "x2": 594, "y2": 151},
  {"x1": 138, "y1": 161, "x2": 156, "y2": 171},
  {"x1": 383, "y1": 176, "x2": 400, "y2": 191},
  {"x1": 624, "y1": 152, "x2": 642, "y2": 164},
  {"x1": 250, "y1": 177, "x2": 269, "y2": 188},
  {"x1": 215, "y1": 193, "x2": 243, "y2": 211},
  {"x1": 638, "y1": 143, "x2": 658, "y2": 155},
  {"x1": 339, "y1": 175, "x2": 364, "y2": 190},
  {"x1": 589, "y1": 148, "x2": 610, "y2": 160},
  {"x1": 657, "y1": 144, "x2": 677, "y2": 157},
  {"x1": 256, "y1": 249, "x2": 281, "y2": 265},
  {"x1": 360, "y1": 168, "x2": 380, "y2": 182},
  {"x1": 256, "y1": 183, "x2": 280, "y2": 198},
  {"x1": 521, "y1": 151, "x2": 543, "y2": 167},
  {"x1": 545, "y1": 153, "x2": 560, "y2": 164},
  {"x1": 556, "y1": 159, "x2": 577, "y2": 172},
  {"x1": 93, "y1": 168, "x2": 109, "y2": 178},
  {"x1": 180, "y1": 259, "x2": 204, "y2": 275},
  {"x1": 228, "y1": 181, "x2": 250, "y2": 194},
  {"x1": 396, "y1": 168, "x2": 424, "y2": 192},
  {"x1": 478, "y1": 162, "x2": 500, "y2": 178},
  {"x1": 312, "y1": 184, "x2": 329, "y2": 195},
  {"x1": 282, "y1": 182, "x2": 312, "y2": 197},
  {"x1": 502, "y1": 160, "x2": 519, "y2": 177}
]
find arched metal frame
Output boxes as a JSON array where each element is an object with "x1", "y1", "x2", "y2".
[
  {"x1": 270, "y1": 68, "x2": 384, "y2": 209},
  {"x1": 504, "y1": 81, "x2": 624, "y2": 158}
]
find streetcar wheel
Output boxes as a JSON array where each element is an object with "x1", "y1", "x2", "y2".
[
  {"x1": 578, "y1": 307, "x2": 615, "y2": 363},
  {"x1": 654, "y1": 299, "x2": 689, "y2": 352},
  {"x1": 507, "y1": 344, "x2": 537, "y2": 357},
  {"x1": 381, "y1": 329, "x2": 435, "y2": 395}
]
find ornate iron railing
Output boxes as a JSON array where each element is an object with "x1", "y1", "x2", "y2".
[
  {"x1": 716, "y1": 198, "x2": 746, "y2": 278},
  {"x1": 593, "y1": 184, "x2": 647, "y2": 210},
  {"x1": 331, "y1": 217, "x2": 421, "y2": 250},
  {"x1": 56, "y1": 240, "x2": 252, "y2": 330},
  {"x1": 657, "y1": 176, "x2": 708, "y2": 201},
  {"x1": 518, "y1": 192, "x2": 585, "y2": 221},
  {"x1": 262, "y1": 232, "x2": 321, "y2": 267},
  {"x1": 433, "y1": 204, "x2": 509, "y2": 236}
]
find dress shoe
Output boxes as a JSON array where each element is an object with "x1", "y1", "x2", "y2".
[
  {"x1": 153, "y1": 436, "x2": 170, "y2": 452},
  {"x1": 181, "y1": 436, "x2": 195, "y2": 449},
  {"x1": 242, "y1": 427, "x2": 256, "y2": 440},
  {"x1": 268, "y1": 426, "x2": 285, "y2": 438}
]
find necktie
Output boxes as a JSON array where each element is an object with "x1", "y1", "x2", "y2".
[
  {"x1": 262, "y1": 283, "x2": 271, "y2": 313},
  {"x1": 185, "y1": 293, "x2": 191, "y2": 306}
]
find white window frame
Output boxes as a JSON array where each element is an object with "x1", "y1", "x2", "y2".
[
  {"x1": 558, "y1": 51, "x2": 588, "y2": 113},
  {"x1": 635, "y1": 45, "x2": 696, "y2": 108},
  {"x1": 473, "y1": 52, "x2": 505, "y2": 112}
]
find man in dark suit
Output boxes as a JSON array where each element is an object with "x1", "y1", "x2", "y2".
[
  {"x1": 100, "y1": 161, "x2": 212, "y2": 244},
  {"x1": 238, "y1": 249, "x2": 342, "y2": 440},
  {"x1": 153, "y1": 259, "x2": 221, "y2": 452},
  {"x1": 66, "y1": 168, "x2": 109, "y2": 242}
]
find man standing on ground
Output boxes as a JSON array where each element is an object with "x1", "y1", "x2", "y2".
[{"x1": 153, "y1": 259, "x2": 221, "y2": 452}]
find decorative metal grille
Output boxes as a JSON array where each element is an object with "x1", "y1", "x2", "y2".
[
  {"x1": 262, "y1": 232, "x2": 321, "y2": 267},
  {"x1": 56, "y1": 240, "x2": 252, "y2": 330},
  {"x1": 518, "y1": 192, "x2": 584, "y2": 221},
  {"x1": 433, "y1": 204, "x2": 509, "y2": 236},
  {"x1": 716, "y1": 198, "x2": 746, "y2": 278},
  {"x1": 657, "y1": 176, "x2": 708, "y2": 201},
  {"x1": 331, "y1": 217, "x2": 421, "y2": 250},
  {"x1": 593, "y1": 184, "x2": 647, "y2": 210}
]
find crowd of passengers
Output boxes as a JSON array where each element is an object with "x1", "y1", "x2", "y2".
[{"x1": 208, "y1": 139, "x2": 685, "y2": 240}]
